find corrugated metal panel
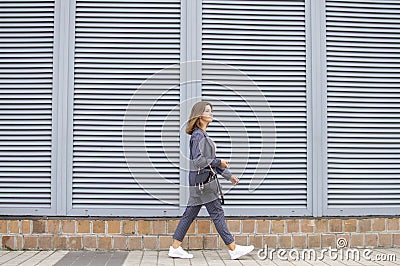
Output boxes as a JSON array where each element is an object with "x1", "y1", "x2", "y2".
[
  {"x1": 326, "y1": 1, "x2": 400, "y2": 212},
  {"x1": 202, "y1": 0, "x2": 308, "y2": 212},
  {"x1": 0, "y1": 0, "x2": 54, "y2": 208},
  {"x1": 72, "y1": 0, "x2": 181, "y2": 210}
]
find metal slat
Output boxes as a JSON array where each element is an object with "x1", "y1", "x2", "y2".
[
  {"x1": 73, "y1": 0, "x2": 181, "y2": 209},
  {"x1": 326, "y1": 1, "x2": 400, "y2": 212},
  {"x1": 0, "y1": 0, "x2": 54, "y2": 209},
  {"x1": 202, "y1": 0, "x2": 307, "y2": 210}
]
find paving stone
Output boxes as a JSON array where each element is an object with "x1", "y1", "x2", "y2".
[
  {"x1": 122, "y1": 250, "x2": 142, "y2": 266},
  {"x1": 36, "y1": 251, "x2": 69, "y2": 266},
  {"x1": 106, "y1": 251, "x2": 129, "y2": 266},
  {"x1": 19, "y1": 251, "x2": 55, "y2": 266},
  {"x1": 3, "y1": 251, "x2": 39, "y2": 266},
  {"x1": 53, "y1": 251, "x2": 81, "y2": 266},
  {"x1": 0, "y1": 251, "x2": 24, "y2": 264},
  {"x1": 86, "y1": 252, "x2": 113, "y2": 266}
]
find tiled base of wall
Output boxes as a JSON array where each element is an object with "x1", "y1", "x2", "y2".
[{"x1": 1, "y1": 217, "x2": 399, "y2": 250}]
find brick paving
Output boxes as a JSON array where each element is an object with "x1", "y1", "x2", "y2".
[{"x1": 0, "y1": 248, "x2": 399, "y2": 265}]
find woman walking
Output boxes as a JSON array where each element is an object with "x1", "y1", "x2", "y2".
[{"x1": 168, "y1": 101, "x2": 254, "y2": 260}]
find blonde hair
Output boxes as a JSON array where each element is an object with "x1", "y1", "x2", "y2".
[{"x1": 186, "y1": 101, "x2": 213, "y2": 135}]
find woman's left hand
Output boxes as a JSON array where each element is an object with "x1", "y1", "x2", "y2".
[{"x1": 229, "y1": 176, "x2": 239, "y2": 186}]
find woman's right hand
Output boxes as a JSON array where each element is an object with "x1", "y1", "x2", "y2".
[
  {"x1": 230, "y1": 176, "x2": 239, "y2": 185},
  {"x1": 220, "y1": 159, "x2": 230, "y2": 168}
]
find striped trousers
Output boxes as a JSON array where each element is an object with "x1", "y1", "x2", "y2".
[{"x1": 173, "y1": 199, "x2": 235, "y2": 245}]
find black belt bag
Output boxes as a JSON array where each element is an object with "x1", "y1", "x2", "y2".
[{"x1": 195, "y1": 165, "x2": 224, "y2": 205}]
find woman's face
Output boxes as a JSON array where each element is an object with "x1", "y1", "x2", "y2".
[{"x1": 201, "y1": 105, "x2": 213, "y2": 124}]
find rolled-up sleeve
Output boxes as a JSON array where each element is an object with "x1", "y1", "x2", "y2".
[
  {"x1": 216, "y1": 166, "x2": 232, "y2": 181},
  {"x1": 191, "y1": 132, "x2": 221, "y2": 170}
]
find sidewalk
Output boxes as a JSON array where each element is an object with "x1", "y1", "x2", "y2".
[{"x1": 0, "y1": 248, "x2": 399, "y2": 265}]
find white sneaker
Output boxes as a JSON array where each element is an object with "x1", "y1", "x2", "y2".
[
  {"x1": 228, "y1": 244, "x2": 254, "y2": 260},
  {"x1": 168, "y1": 246, "x2": 193, "y2": 259}
]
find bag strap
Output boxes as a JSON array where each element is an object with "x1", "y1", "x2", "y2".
[
  {"x1": 197, "y1": 164, "x2": 215, "y2": 174},
  {"x1": 208, "y1": 164, "x2": 216, "y2": 174},
  {"x1": 215, "y1": 177, "x2": 224, "y2": 205},
  {"x1": 208, "y1": 165, "x2": 224, "y2": 205}
]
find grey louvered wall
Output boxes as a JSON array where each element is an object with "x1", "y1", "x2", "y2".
[
  {"x1": 0, "y1": 0, "x2": 55, "y2": 211},
  {"x1": 325, "y1": 0, "x2": 400, "y2": 215},
  {"x1": 0, "y1": 0, "x2": 399, "y2": 217},
  {"x1": 202, "y1": 0, "x2": 309, "y2": 215},
  {"x1": 71, "y1": 0, "x2": 181, "y2": 214}
]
